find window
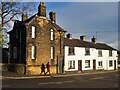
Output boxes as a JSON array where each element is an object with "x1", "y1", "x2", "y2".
[
  {"x1": 98, "y1": 61, "x2": 102, "y2": 67},
  {"x1": 32, "y1": 26, "x2": 36, "y2": 38},
  {"x1": 51, "y1": 47, "x2": 54, "y2": 59},
  {"x1": 68, "y1": 60, "x2": 75, "y2": 69},
  {"x1": 109, "y1": 50, "x2": 112, "y2": 57},
  {"x1": 13, "y1": 47, "x2": 17, "y2": 59},
  {"x1": 85, "y1": 60, "x2": 90, "y2": 68},
  {"x1": 68, "y1": 47, "x2": 75, "y2": 55},
  {"x1": 109, "y1": 60, "x2": 113, "y2": 67},
  {"x1": 85, "y1": 48, "x2": 90, "y2": 55},
  {"x1": 51, "y1": 29, "x2": 54, "y2": 40},
  {"x1": 32, "y1": 46, "x2": 36, "y2": 60},
  {"x1": 98, "y1": 50, "x2": 102, "y2": 57}
]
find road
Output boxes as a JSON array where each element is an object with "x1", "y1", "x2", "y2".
[{"x1": 1, "y1": 71, "x2": 119, "y2": 88}]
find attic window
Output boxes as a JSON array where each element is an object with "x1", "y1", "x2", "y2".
[{"x1": 32, "y1": 26, "x2": 36, "y2": 38}]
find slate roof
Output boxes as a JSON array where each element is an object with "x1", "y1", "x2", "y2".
[{"x1": 64, "y1": 38, "x2": 117, "y2": 50}]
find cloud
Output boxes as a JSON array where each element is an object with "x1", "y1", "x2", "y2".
[{"x1": 54, "y1": 2, "x2": 118, "y2": 49}]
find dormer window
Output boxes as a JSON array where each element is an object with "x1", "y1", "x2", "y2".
[
  {"x1": 51, "y1": 29, "x2": 54, "y2": 40},
  {"x1": 32, "y1": 26, "x2": 36, "y2": 38}
]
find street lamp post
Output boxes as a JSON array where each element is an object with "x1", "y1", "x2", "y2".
[{"x1": 57, "y1": 29, "x2": 67, "y2": 74}]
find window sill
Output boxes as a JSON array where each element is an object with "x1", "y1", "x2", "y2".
[
  {"x1": 85, "y1": 66, "x2": 90, "y2": 68},
  {"x1": 98, "y1": 66, "x2": 103, "y2": 68},
  {"x1": 68, "y1": 68, "x2": 75, "y2": 69},
  {"x1": 68, "y1": 54, "x2": 75, "y2": 56},
  {"x1": 98, "y1": 56, "x2": 103, "y2": 57},
  {"x1": 85, "y1": 54, "x2": 90, "y2": 56}
]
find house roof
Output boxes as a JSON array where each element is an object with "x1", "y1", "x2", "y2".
[
  {"x1": 64, "y1": 38, "x2": 117, "y2": 50},
  {"x1": 23, "y1": 14, "x2": 65, "y2": 32},
  {"x1": 8, "y1": 13, "x2": 65, "y2": 34}
]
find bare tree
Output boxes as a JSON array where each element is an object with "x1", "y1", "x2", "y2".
[{"x1": 0, "y1": 2, "x2": 36, "y2": 47}]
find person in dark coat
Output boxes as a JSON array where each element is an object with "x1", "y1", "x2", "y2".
[
  {"x1": 45, "y1": 62, "x2": 51, "y2": 75},
  {"x1": 40, "y1": 63, "x2": 45, "y2": 75}
]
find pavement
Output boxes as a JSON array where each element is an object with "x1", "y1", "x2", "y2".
[{"x1": 1, "y1": 70, "x2": 119, "y2": 80}]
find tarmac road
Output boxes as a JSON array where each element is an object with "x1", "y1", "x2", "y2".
[{"x1": 1, "y1": 70, "x2": 119, "y2": 88}]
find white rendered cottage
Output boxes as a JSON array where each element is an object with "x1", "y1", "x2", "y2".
[{"x1": 64, "y1": 34, "x2": 118, "y2": 72}]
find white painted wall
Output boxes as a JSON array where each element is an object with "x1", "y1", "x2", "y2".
[{"x1": 64, "y1": 46, "x2": 118, "y2": 72}]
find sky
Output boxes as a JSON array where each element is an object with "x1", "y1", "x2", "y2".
[
  {"x1": 2, "y1": 1, "x2": 119, "y2": 50},
  {"x1": 44, "y1": 2, "x2": 118, "y2": 50}
]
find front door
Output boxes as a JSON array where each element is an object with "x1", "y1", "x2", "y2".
[
  {"x1": 114, "y1": 60, "x2": 116, "y2": 70},
  {"x1": 78, "y1": 60, "x2": 82, "y2": 71},
  {"x1": 93, "y1": 60, "x2": 96, "y2": 70}
]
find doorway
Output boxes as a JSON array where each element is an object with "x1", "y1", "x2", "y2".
[
  {"x1": 78, "y1": 60, "x2": 82, "y2": 71},
  {"x1": 114, "y1": 60, "x2": 116, "y2": 70},
  {"x1": 93, "y1": 60, "x2": 96, "y2": 70}
]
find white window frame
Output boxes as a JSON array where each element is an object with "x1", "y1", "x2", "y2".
[
  {"x1": 51, "y1": 29, "x2": 54, "y2": 40},
  {"x1": 51, "y1": 47, "x2": 54, "y2": 59},
  {"x1": 85, "y1": 60, "x2": 90, "y2": 68},
  {"x1": 32, "y1": 46, "x2": 35, "y2": 59},
  {"x1": 68, "y1": 60, "x2": 75, "y2": 69},
  {"x1": 85, "y1": 48, "x2": 90, "y2": 55},
  {"x1": 109, "y1": 60, "x2": 113, "y2": 67},
  {"x1": 98, "y1": 61, "x2": 102, "y2": 67},
  {"x1": 98, "y1": 50, "x2": 102, "y2": 57},
  {"x1": 109, "y1": 50, "x2": 112, "y2": 57},
  {"x1": 13, "y1": 47, "x2": 17, "y2": 59},
  {"x1": 32, "y1": 26, "x2": 36, "y2": 38}
]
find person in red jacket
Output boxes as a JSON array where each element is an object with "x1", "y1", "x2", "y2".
[{"x1": 46, "y1": 62, "x2": 50, "y2": 75}]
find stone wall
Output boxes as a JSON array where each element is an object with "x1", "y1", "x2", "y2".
[
  {"x1": 0, "y1": 63, "x2": 26, "y2": 74},
  {"x1": 26, "y1": 65, "x2": 57, "y2": 75},
  {"x1": 25, "y1": 17, "x2": 65, "y2": 75}
]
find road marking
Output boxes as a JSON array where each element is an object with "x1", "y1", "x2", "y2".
[
  {"x1": 38, "y1": 80, "x2": 75, "y2": 85},
  {"x1": 90, "y1": 77, "x2": 105, "y2": 80}
]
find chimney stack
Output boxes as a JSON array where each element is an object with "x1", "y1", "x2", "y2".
[
  {"x1": 80, "y1": 35, "x2": 86, "y2": 41},
  {"x1": 22, "y1": 14, "x2": 28, "y2": 21},
  {"x1": 91, "y1": 36, "x2": 96, "y2": 44},
  {"x1": 49, "y1": 12, "x2": 56, "y2": 23},
  {"x1": 66, "y1": 34, "x2": 72, "y2": 39},
  {"x1": 38, "y1": 2, "x2": 46, "y2": 17}
]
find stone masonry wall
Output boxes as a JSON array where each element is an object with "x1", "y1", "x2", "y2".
[{"x1": 25, "y1": 17, "x2": 64, "y2": 75}]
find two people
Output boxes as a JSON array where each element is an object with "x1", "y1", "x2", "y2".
[{"x1": 40, "y1": 62, "x2": 50, "y2": 75}]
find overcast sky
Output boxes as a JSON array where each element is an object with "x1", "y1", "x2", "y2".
[{"x1": 42, "y1": 2, "x2": 118, "y2": 49}]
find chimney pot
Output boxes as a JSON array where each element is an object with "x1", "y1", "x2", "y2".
[
  {"x1": 66, "y1": 34, "x2": 72, "y2": 39},
  {"x1": 49, "y1": 12, "x2": 56, "y2": 23},
  {"x1": 91, "y1": 36, "x2": 96, "y2": 44},
  {"x1": 80, "y1": 35, "x2": 86, "y2": 41},
  {"x1": 22, "y1": 14, "x2": 28, "y2": 21},
  {"x1": 38, "y1": 2, "x2": 46, "y2": 17}
]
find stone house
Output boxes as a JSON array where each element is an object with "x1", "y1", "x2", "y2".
[{"x1": 8, "y1": 2, "x2": 66, "y2": 75}]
